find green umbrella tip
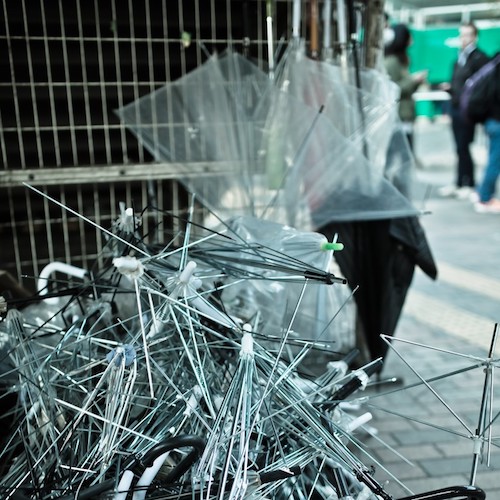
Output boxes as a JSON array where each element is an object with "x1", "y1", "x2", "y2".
[{"x1": 321, "y1": 242, "x2": 344, "y2": 251}]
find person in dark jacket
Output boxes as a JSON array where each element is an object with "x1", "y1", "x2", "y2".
[
  {"x1": 438, "y1": 22, "x2": 489, "y2": 199},
  {"x1": 474, "y1": 55, "x2": 500, "y2": 213}
]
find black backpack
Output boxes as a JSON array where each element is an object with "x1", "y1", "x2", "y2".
[{"x1": 460, "y1": 53, "x2": 500, "y2": 124}]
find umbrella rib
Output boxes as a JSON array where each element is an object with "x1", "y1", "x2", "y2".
[
  {"x1": 23, "y1": 183, "x2": 150, "y2": 258},
  {"x1": 381, "y1": 336, "x2": 474, "y2": 436}
]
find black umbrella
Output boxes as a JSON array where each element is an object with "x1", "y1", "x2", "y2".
[{"x1": 317, "y1": 216, "x2": 437, "y2": 363}]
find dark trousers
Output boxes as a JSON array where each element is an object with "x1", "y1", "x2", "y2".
[{"x1": 451, "y1": 105, "x2": 476, "y2": 187}]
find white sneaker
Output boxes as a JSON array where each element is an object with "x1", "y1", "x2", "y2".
[
  {"x1": 469, "y1": 191, "x2": 479, "y2": 203},
  {"x1": 474, "y1": 199, "x2": 500, "y2": 213},
  {"x1": 437, "y1": 185, "x2": 458, "y2": 197},
  {"x1": 456, "y1": 186, "x2": 474, "y2": 200}
]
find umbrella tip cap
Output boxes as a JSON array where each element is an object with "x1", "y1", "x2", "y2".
[{"x1": 321, "y1": 242, "x2": 344, "y2": 251}]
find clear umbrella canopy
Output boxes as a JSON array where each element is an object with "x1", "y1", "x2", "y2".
[
  {"x1": 274, "y1": 45, "x2": 414, "y2": 189},
  {"x1": 116, "y1": 50, "x2": 421, "y2": 230},
  {"x1": 273, "y1": 44, "x2": 419, "y2": 228}
]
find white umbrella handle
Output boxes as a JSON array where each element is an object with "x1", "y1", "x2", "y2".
[
  {"x1": 132, "y1": 451, "x2": 170, "y2": 500},
  {"x1": 292, "y1": 0, "x2": 301, "y2": 39},
  {"x1": 37, "y1": 261, "x2": 88, "y2": 304}
]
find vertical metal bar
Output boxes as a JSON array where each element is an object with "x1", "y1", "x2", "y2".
[
  {"x1": 161, "y1": 2, "x2": 179, "y2": 242},
  {"x1": 226, "y1": 0, "x2": 232, "y2": 51},
  {"x1": 156, "y1": 180, "x2": 164, "y2": 244},
  {"x1": 93, "y1": 184, "x2": 104, "y2": 268},
  {"x1": 111, "y1": 0, "x2": 129, "y2": 164},
  {"x1": 266, "y1": 0, "x2": 275, "y2": 76},
  {"x1": 145, "y1": 0, "x2": 156, "y2": 134},
  {"x1": 144, "y1": 0, "x2": 158, "y2": 119},
  {"x1": 257, "y1": 0, "x2": 264, "y2": 67},
  {"x1": 172, "y1": 181, "x2": 179, "y2": 245},
  {"x1": 40, "y1": 0, "x2": 62, "y2": 166},
  {"x1": 42, "y1": 193, "x2": 55, "y2": 269},
  {"x1": 162, "y1": 0, "x2": 171, "y2": 81},
  {"x1": 110, "y1": 183, "x2": 117, "y2": 236},
  {"x1": 125, "y1": 180, "x2": 134, "y2": 249},
  {"x1": 94, "y1": 0, "x2": 113, "y2": 165},
  {"x1": 59, "y1": 188, "x2": 72, "y2": 265},
  {"x1": 210, "y1": 0, "x2": 216, "y2": 48},
  {"x1": 141, "y1": 181, "x2": 149, "y2": 241},
  {"x1": 176, "y1": 0, "x2": 190, "y2": 166},
  {"x1": 310, "y1": 0, "x2": 319, "y2": 59},
  {"x1": 3, "y1": 0, "x2": 27, "y2": 169},
  {"x1": 178, "y1": 0, "x2": 187, "y2": 76},
  {"x1": 323, "y1": 0, "x2": 333, "y2": 60},
  {"x1": 194, "y1": 0, "x2": 202, "y2": 66},
  {"x1": 76, "y1": 0, "x2": 95, "y2": 165},
  {"x1": 128, "y1": 0, "x2": 145, "y2": 163},
  {"x1": 58, "y1": 0, "x2": 79, "y2": 166},
  {"x1": 21, "y1": 0, "x2": 44, "y2": 167},
  {"x1": 0, "y1": 112, "x2": 7, "y2": 168},
  {"x1": 7, "y1": 187, "x2": 23, "y2": 283},
  {"x1": 77, "y1": 186, "x2": 88, "y2": 270},
  {"x1": 487, "y1": 364, "x2": 495, "y2": 467},
  {"x1": 469, "y1": 324, "x2": 499, "y2": 485},
  {"x1": 126, "y1": 182, "x2": 132, "y2": 213},
  {"x1": 337, "y1": 0, "x2": 348, "y2": 63},
  {"x1": 24, "y1": 190, "x2": 40, "y2": 281},
  {"x1": 292, "y1": 0, "x2": 301, "y2": 39},
  {"x1": 162, "y1": 1, "x2": 176, "y2": 162},
  {"x1": 145, "y1": 0, "x2": 159, "y2": 239}
]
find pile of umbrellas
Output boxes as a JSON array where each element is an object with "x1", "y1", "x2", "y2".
[
  {"x1": 0, "y1": 197, "x2": 397, "y2": 499},
  {"x1": 115, "y1": 47, "x2": 437, "y2": 364},
  {"x1": 0, "y1": 47, "x2": 461, "y2": 499},
  {"x1": 1, "y1": 198, "x2": 489, "y2": 500}
]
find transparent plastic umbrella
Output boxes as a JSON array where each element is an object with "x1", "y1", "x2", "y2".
[
  {"x1": 1, "y1": 193, "x2": 486, "y2": 500},
  {"x1": 115, "y1": 50, "x2": 421, "y2": 231},
  {"x1": 271, "y1": 44, "x2": 420, "y2": 229},
  {"x1": 0, "y1": 190, "x2": 396, "y2": 500}
]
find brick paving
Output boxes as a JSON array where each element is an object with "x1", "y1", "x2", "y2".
[{"x1": 357, "y1": 117, "x2": 500, "y2": 498}]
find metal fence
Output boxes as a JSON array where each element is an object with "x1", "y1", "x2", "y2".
[{"x1": 0, "y1": 0, "x2": 295, "y2": 292}]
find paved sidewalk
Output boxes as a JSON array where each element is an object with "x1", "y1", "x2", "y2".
[{"x1": 361, "y1": 117, "x2": 500, "y2": 498}]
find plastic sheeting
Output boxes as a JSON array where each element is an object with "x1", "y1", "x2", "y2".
[{"x1": 221, "y1": 216, "x2": 355, "y2": 352}]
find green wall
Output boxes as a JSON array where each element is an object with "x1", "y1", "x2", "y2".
[
  {"x1": 406, "y1": 25, "x2": 500, "y2": 116},
  {"x1": 408, "y1": 25, "x2": 500, "y2": 84}
]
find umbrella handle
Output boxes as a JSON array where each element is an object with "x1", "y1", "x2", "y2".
[
  {"x1": 55, "y1": 436, "x2": 206, "y2": 500},
  {"x1": 397, "y1": 485, "x2": 486, "y2": 500},
  {"x1": 138, "y1": 435, "x2": 207, "y2": 484},
  {"x1": 266, "y1": 0, "x2": 275, "y2": 78},
  {"x1": 321, "y1": 358, "x2": 383, "y2": 408},
  {"x1": 37, "y1": 261, "x2": 88, "y2": 304}
]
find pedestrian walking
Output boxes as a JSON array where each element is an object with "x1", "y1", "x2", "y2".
[
  {"x1": 473, "y1": 53, "x2": 500, "y2": 213},
  {"x1": 438, "y1": 22, "x2": 489, "y2": 199}
]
